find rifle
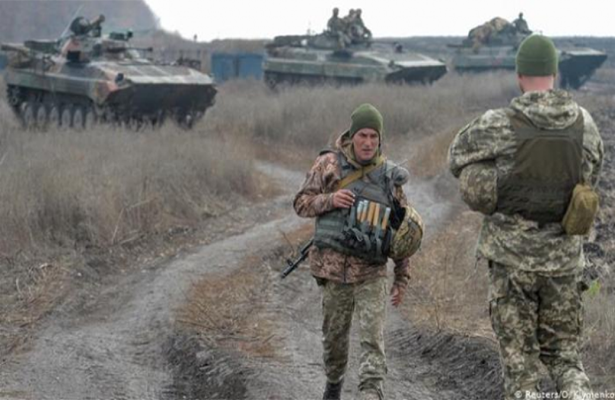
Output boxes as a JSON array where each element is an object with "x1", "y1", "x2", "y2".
[{"x1": 280, "y1": 239, "x2": 313, "y2": 279}]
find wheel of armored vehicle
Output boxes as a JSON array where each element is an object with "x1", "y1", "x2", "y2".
[
  {"x1": 48, "y1": 105, "x2": 61, "y2": 127},
  {"x1": 21, "y1": 101, "x2": 36, "y2": 129},
  {"x1": 60, "y1": 106, "x2": 73, "y2": 128}
]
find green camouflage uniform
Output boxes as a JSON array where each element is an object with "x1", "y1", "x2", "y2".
[
  {"x1": 322, "y1": 276, "x2": 388, "y2": 398},
  {"x1": 448, "y1": 90, "x2": 603, "y2": 400},
  {"x1": 294, "y1": 131, "x2": 411, "y2": 400}
]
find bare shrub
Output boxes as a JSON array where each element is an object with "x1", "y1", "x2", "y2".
[{"x1": 583, "y1": 287, "x2": 615, "y2": 378}]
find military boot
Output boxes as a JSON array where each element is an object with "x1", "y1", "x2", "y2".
[{"x1": 322, "y1": 379, "x2": 343, "y2": 400}]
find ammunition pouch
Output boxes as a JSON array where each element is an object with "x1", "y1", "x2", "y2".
[
  {"x1": 314, "y1": 201, "x2": 393, "y2": 265},
  {"x1": 562, "y1": 183, "x2": 600, "y2": 236}
]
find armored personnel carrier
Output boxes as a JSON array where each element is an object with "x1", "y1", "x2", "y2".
[
  {"x1": 264, "y1": 19, "x2": 447, "y2": 86},
  {"x1": 1, "y1": 15, "x2": 216, "y2": 128},
  {"x1": 450, "y1": 16, "x2": 607, "y2": 89}
]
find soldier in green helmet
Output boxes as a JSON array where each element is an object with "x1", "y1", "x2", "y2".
[
  {"x1": 448, "y1": 34, "x2": 603, "y2": 400},
  {"x1": 294, "y1": 104, "x2": 421, "y2": 400}
]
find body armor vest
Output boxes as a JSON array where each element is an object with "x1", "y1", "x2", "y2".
[
  {"x1": 314, "y1": 152, "x2": 402, "y2": 264},
  {"x1": 497, "y1": 109, "x2": 584, "y2": 224}
]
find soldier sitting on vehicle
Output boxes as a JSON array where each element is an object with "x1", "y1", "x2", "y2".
[
  {"x1": 343, "y1": 9, "x2": 356, "y2": 26},
  {"x1": 468, "y1": 17, "x2": 515, "y2": 52},
  {"x1": 513, "y1": 12, "x2": 532, "y2": 35},
  {"x1": 348, "y1": 8, "x2": 372, "y2": 45},
  {"x1": 326, "y1": 7, "x2": 351, "y2": 49},
  {"x1": 61, "y1": 15, "x2": 106, "y2": 62}
]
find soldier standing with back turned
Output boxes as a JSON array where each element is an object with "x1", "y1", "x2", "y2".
[
  {"x1": 448, "y1": 35, "x2": 603, "y2": 400},
  {"x1": 294, "y1": 104, "x2": 423, "y2": 400}
]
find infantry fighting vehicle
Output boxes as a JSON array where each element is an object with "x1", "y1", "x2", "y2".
[
  {"x1": 1, "y1": 15, "x2": 216, "y2": 128},
  {"x1": 264, "y1": 34, "x2": 447, "y2": 86},
  {"x1": 450, "y1": 17, "x2": 607, "y2": 89}
]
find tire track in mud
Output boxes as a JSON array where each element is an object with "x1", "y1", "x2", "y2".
[
  {"x1": 166, "y1": 167, "x2": 503, "y2": 400},
  {"x1": 0, "y1": 161, "x2": 502, "y2": 400},
  {"x1": 0, "y1": 163, "x2": 306, "y2": 400}
]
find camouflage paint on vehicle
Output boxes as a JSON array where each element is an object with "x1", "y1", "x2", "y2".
[
  {"x1": 264, "y1": 33, "x2": 447, "y2": 87},
  {"x1": 449, "y1": 18, "x2": 607, "y2": 90},
  {"x1": 1, "y1": 15, "x2": 216, "y2": 129}
]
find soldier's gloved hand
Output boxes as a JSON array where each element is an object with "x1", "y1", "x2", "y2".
[{"x1": 332, "y1": 189, "x2": 356, "y2": 209}]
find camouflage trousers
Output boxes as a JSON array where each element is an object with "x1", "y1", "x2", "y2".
[
  {"x1": 321, "y1": 276, "x2": 387, "y2": 399},
  {"x1": 488, "y1": 261, "x2": 591, "y2": 400}
]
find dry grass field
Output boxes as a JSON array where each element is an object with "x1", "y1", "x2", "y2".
[
  {"x1": 204, "y1": 72, "x2": 518, "y2": 168},
  {"x1": 1, "y1": 57, "x2": 614, "y2": 388}
]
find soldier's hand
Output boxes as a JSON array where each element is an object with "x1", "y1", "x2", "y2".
[
  {"x1": 390, "y1": 285, "x2": 404, "y2": 307},
  {"x1": 332, "y1": 189, "x2": 356, "y2": 209}
]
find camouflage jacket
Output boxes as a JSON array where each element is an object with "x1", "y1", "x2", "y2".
[
  {"x1": 448, "y1": 90, "x2": 603, "y2": 275},
  {"x1": 293, "y1": 134, "x2": 411, "y2": 290}
]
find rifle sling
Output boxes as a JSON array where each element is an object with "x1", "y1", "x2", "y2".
[{"x1": 336, "y1": 159, "x2": 385, "y2": 190}]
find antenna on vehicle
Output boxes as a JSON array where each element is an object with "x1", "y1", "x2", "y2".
[{"x1": 59, "y1": 4, "x2": 84, "y2": 39}]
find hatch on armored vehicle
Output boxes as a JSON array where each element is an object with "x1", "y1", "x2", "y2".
[
  {"x1": 263, "y1": 8, "x2": 447, "y2": 87},
  {"x1": 1, "y1": 14, "x2": 217, "y2": 129},
  {"x1": 449, "y1": 14, "x2": 607, "y2": 89}
]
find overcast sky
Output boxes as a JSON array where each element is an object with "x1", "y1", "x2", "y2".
[{"x1": 145, "y1": 0, "x2": 613, "y2": 41}]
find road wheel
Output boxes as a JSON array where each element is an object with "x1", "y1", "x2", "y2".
[
  {"x1": 35, "y1": 104, "x2": 48, "y2": 129},
  {"x1": 7, "y1": 86, "x2": 22, "y2": 109},
  {"x1": 48, "y1": 105, "x2": 61, "y2": 128},
  {"x1": 72, "y1": 106, "x2": 85, "y2": 130},
  {"x1": 84, "y1": 106, "x2": 97, "y2": 129},
  {"x1": 21, "y1": 101, "x2": 36, "y2": 129},
  {"x1": 60, "y1": 105, "x2": 73, "y2": 128},
  {"x1": 153, "y1": 110, "x2": 167, "y2": 128}
]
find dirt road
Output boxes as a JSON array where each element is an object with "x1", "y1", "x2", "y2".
[{"x1": 0, "y1": 162, "x2": 501, "y2": 400}]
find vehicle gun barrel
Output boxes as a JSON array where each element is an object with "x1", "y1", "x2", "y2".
[{"x1": 1, "y1": 43, "x2": 30, "y2": 56}]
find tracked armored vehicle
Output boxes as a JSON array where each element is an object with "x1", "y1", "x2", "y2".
[
  {"x1": 1, "y1": 15, "x2": 216, "y2": 128},
  {"x1": 450, "y1": 16, "x2": 607, "y2": 89},
  {"x1": 264, "y1": 32, "x2": 447, "y2": 87}
]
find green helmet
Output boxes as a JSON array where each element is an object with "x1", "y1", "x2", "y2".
[{"x1": 389, "y1": 205, "x2": 424, "y2": 260}]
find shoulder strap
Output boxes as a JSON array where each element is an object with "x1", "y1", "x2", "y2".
[{"x1": 336, "y1": 157, "x2": 386, "y2": 190}]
